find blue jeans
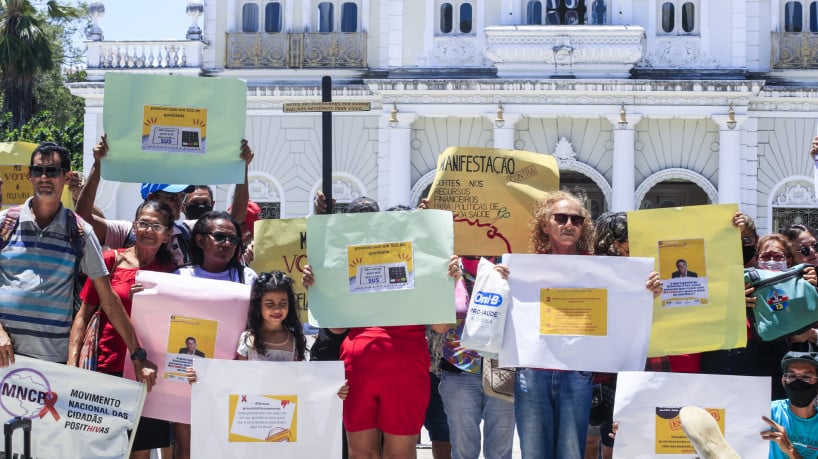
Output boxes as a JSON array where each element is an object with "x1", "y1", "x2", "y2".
[
  {"x1": 514, "y1": 368, "x2": 593, "y2": 459},
  {"x1": 439, "y1": 370, "x2": 515, "y2": 459}
]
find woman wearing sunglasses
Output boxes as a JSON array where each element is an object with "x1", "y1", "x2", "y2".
[
  {"x1": 782, "y1": 224, "x2": 818, "y2": 267},
  {"x1": 781, "y1": 225, "x2": 818, "y2": 358},
  {"x1": 172, "y1": 211, "x2": 258, "y2": 459},
  {"x1": 68, "y1": 200, "x2": 177, "y2": 458}
]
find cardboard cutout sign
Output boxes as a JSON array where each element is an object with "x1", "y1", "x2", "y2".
[{"x1": 427, "y1": 147, "x2": 559, "y2": 255}]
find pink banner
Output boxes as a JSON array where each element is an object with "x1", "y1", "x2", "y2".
[{"x1": 124, "y1": 271, "x2": 250, "y2": 424}]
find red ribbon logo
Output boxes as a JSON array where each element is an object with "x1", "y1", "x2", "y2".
[{"x1": 38, "y1": 391, "x2": 59, "y2": 421}]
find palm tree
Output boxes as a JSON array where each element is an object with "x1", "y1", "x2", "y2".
[{"x1": 0, "y1": 0, "x2": 76, "y2": 129}]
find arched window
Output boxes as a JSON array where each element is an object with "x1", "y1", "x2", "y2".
[
  {"x1": 318, "y1": 2, "x2": 334, "y2": 32},
  {"x1": 527, "y1": 1, "x2": 543, "y2": 24},
  {"x1": 658, "y1": 0, "x2": 698, "y2": 35},
  {"x1": 437, "y1": 1, "x2": 475, "y2": 35},
  {"x1": 242, "y1": 3, "x2": 260, "y2": 32},
  {"x1": 265, "y1": 2, "x2": 283, "y2": 33},
  {"x1": 527, "y1": 0, "x2": 598, "y2": 25},
  {"x1": 341, "y1": 2, "x2": 358, "y2": 32},
  {"x1": 784, "y1": 1, "x2": 818, "y2": 32}
]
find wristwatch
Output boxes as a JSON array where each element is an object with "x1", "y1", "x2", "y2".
[{"x1": 131, "y1": 347, "x2": 148, "y2": 362}]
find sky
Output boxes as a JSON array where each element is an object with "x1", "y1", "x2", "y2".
[{"x1": 74, "y1": 1, "x2": 192, "y2": 41}]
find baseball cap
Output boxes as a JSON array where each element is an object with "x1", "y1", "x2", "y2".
[
  {"x1": 141, "y1": 183, "x2": 194, "y2": 200},
  {"x1": 780, "y1": 351, "x2": 818, "y2": 372},
  {"x1": 347, "y1": 196, "x2": 380, "y2": 213}
]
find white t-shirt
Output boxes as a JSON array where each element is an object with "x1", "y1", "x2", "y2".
[{"x1": 174, "y1": 264, "x2": 258, "y2": 285}]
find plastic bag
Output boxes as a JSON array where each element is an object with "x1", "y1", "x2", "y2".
[{"x1": 460, "y1": 258, "x2": 510, "y2": 356}]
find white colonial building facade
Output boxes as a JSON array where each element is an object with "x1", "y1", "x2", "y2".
[{"x1": 70, "y1": 0, "x2": 818, "y2": 235}]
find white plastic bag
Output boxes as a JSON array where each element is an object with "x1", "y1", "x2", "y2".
[{"x1": 460, "y1": 257, "x2": 510, "y2": 356}]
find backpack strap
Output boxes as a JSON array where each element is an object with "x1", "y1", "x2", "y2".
[
  {"x1": 0, "y1": 206, "x2": 22, "y2": 250},
  {"x1": 66, "y1": 210, "x2": 87, "y2": 313}
]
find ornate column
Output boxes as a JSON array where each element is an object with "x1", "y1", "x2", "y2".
[
  {"x1": 490, "y1": 103, "x2": 521, "y2": 150},
  {"x1": 381, "y1": 103, "x2": 417, "y2": 208},
  {"x1": 713, "y1": 106, "x2": 747, "y2": 204},
  {"x1": 605, "y1": 108, "x2": 642, "y2": 212}
]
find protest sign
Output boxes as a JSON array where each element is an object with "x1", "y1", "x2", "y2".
[
  {"x1": 0, "y1": 356, "x2": 145, "y2": 458},
  {"x1": 124, "y1": 270, "x2": 250, "y2": 423},
  {"x1": 250, "y1": 218, "x2": 309, "y2": 322},
  {"x1": 0, "y1": 141, "x2": 73, "y2": 210},
  {"x1": 191, "y1": 359, "x2": 344, "y2": 459},
  {"x1": 612, "y1": 371, "x2": 769, "y2": 459},
  {"x1": 499, "y1": 254, "x2": 654, "y2": 372},
  {"x1": 628, "y1": 204, "x2": 746, "y2": 357},
  {"x1": 427, "y1": 147, "x2": 559, "y2": 255},
  {"x1": 102, "y1": 73, "x2": 247, "y2": 184},
  {"x1": 306, "y1": 209, "x2": 455, "y2": 327}
]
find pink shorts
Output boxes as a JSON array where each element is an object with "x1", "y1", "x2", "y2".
[{"x1": 340, "y1": 333, "x2": 430, "y2": 435}]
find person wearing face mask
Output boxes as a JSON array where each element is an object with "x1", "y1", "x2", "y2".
[
  {"x1": 183, "y1": 185, "x2": 215, "y2": 220},
  {"x1": 760, "y1": 351, "x2": 818, "y2": 458},
  {"x1": 702, "y1": 234, "x2": 818, "y2": 401},
  {"x1": 781, "y1": 224, "x2": 818, "y2": 352}
]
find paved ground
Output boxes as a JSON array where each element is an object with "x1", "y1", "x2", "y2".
[{"x1": 416, "y1": 426, "x2": 523, "y2": 459}]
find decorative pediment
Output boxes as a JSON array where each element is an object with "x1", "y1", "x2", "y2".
[
  {"x1": 332, "y1": 178, "x2": 362, "y2": 202},
  {"x1": 249, "y1": 177, "x2": 280, "y2": 202},
  {"x1": 773, "y1": 183, "x2": 818, "y2": 206}
]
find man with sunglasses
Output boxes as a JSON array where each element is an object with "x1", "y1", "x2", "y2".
[
  {"x1": 760, "y1": 351, "x2": 818, "y2": 458},
  {"x1": 0, "y1": 142, "x2": 157, "y2": 389},
  {"x1": 74, "y1": 134, "x2": 254, "y2": 268}
]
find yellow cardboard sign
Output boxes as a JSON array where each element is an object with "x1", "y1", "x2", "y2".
[
  {"x1": 142, "y1": 105, "x2": 207, "y2": 154},
  {"x1": 655, "y1": 407, "x2": 725, "y2": 454},
  {"x1": 628, "y1": 204, "x2": 746, "y2": 357},
  {"x1": 427, "y1": 147, "x2": 559, "y2": 255},
  {"x1": 250, "y1": 218, "x2": 308, "y2": 323},
  {"x1": 228, "y1": 394, "x2": 298, "y2": 442},
  {"x1": 347, "y1": 241, "x2": 414, "y2": 293},
  {"x1": 539, "y1": 288, "x2": 608, "y2": 336}
]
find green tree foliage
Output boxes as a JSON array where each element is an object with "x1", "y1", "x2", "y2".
[{"x1": 0, "y1": 1, "x2": 86, "y2": 168}]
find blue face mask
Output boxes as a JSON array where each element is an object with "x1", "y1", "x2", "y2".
[{"x1": 758, "y1": 260, "x2": 787, "y2": 272}]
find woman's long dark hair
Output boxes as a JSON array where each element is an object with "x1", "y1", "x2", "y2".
[
  {"x1": 133, "y1": 200, "x2": 175, "y2": 266},
  {"x1": 247, "y1": 271, "x2": 306, "y2": 360},
  {"x1": 189, "y1": 211, "x2": 245, "y2": 283}
]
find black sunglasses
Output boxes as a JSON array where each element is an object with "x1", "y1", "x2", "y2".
[
  {"x1": 798, "y1": 242, "x2": 818, "y2": 257},
  {"x1": 29, "y1": 165, "x2": 67, "y2": 178},
  {"x1": 553, "y1": 213, "x2": 585, "y2": 226},
  {"x1": 206, "y1": 231, "x2": 240, "y2": 246}
]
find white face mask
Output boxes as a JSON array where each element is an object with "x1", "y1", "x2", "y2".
[{"x1": 758, "y1": 260, "x2": 787, "y2": 272}]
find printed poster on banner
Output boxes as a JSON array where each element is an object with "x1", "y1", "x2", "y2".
[
  {"x1": 657, "y1": 238, "x2": 709, "y2": 307},
  {"x1": 347, "y1": 241, "x2": 414, "y2": 293},
  {"x1": 306, "y1": 210, "x2": 454, "y2": 328},
  {"x1": 498, "y1": 254, "x2": 654, "y2": 373},
  {"x1": 142, "y1": 105, "x2": 207, "y2": 154},
  {"x1": 191, "y1": 359, "x2": 344, "y2": 458},
  {"x1": 0, "y1": 356, "x2": 145, "y2": 458},
  {"x1": 612, "y1": 371, "x2": 768, "y2": 459},
  {"x1": 102, "y1": 73, "x2": 247, "y2": 184},
  {"x1": 250, "y1": 218, "x2": 309, "y2": 323},
  {"x1": 427, "y1": 146, "x2": 559, "y2": 255},
  {"x1": 124, "y1": 270, "x2": 250, "y2": 424},
  {"x1": 627, "y1": 204, "x2": 746, "y2": 357}
]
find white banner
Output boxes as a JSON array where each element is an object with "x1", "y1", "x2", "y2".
[
  {"x1": 613, "y1": 371, "x2": 769, "y2": 459},
  {"x1": 124, "y1": 271, "x2": 250, "y2": 424},
  {"x1": 0, "y1": 356, "x2": 145, "y2": 458},
  {"x1": 499, "y1": 254, "x2": 654, "y2": 372},
  {"x1": 190, "y1": 359, "x2": 345, "y2": 459}
]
